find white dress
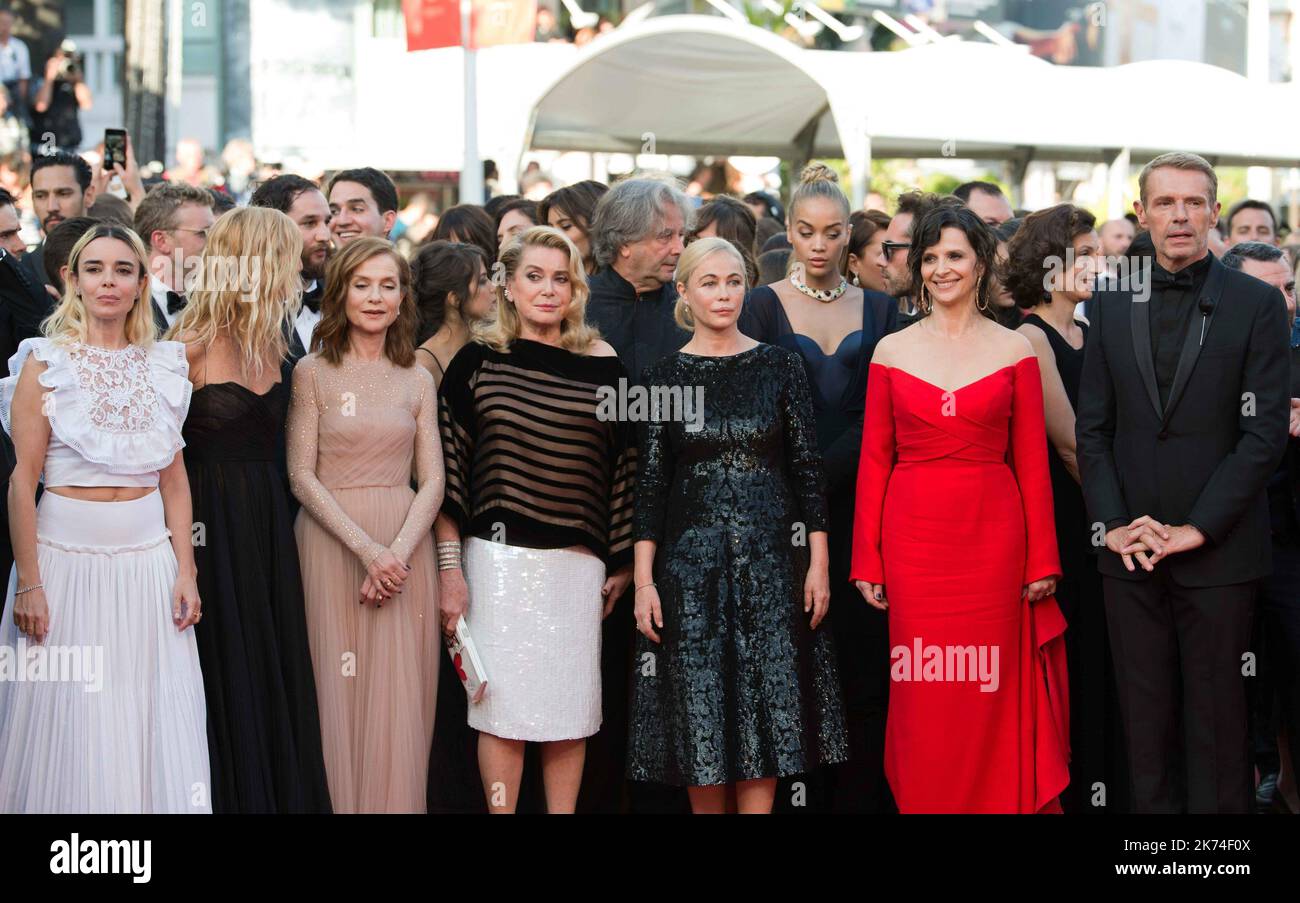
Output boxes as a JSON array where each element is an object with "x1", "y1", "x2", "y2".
[{"x1": 0, "y1": 338, "x2": 211, "y2": 813}]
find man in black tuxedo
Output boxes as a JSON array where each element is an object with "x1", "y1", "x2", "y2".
[
  {"x1": 133, "y1": 182, "x2": 216, "y2": 335},
  {"x1": 1077, "y1": 152, "x2": 1290, "y2": 813},
  {"x1": 251, "y1": 174, "x2": 332, "y2": 362}
]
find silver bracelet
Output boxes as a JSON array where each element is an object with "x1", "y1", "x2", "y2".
[
  {"x1": 634, "y1": 581, "x2": 655, "y2": 592},
  {"x1": 14, "y1": 583, "x2": 43, "y2": 596}
]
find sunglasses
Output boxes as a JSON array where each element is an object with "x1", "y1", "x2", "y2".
[{"x1": 881, "y1": 240, "x2": 910, "y2": 259}]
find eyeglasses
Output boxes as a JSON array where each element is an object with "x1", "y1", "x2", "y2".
[
  {"x1": 880, "y1": 240, "x2": 910, "y2": 260},
  {"x1": 172, "y1": 228, "x2": 208, "y2": 240}
]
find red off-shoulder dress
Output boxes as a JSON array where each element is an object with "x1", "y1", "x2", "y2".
[{"x1": 851, "y1": 357, "x2": 1071, "y2": 813}]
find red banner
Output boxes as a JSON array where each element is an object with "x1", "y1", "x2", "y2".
[
  {"x1": 402, "y1": 0, "x2": 538, "y2": 51},
  {"x1": 402, "y1": 0, "x2": 459, "y2": 51}
]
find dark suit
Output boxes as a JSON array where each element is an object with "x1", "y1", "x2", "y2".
[
  {"x1": 3, "y1": 249, "x2": 56, "y2": 357},
  {"x1": 149, "y1": 299, "x2": 170, "y2": 337},
  {"x1": 0, "y1": 249, "x2": 55, "y2": 584},
  {"x1": 1077, "y1": 251, "x2": 1290, "y2": 812}
]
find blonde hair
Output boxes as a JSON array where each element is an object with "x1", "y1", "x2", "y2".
[
  {"x1": 43, "y1": 223, "x2": 155, "y2": 347},
  {"x1": 789, "y1": 162, "x2": 850, "y2": 225},
  {"x1": 1138, "y1": 152, "x2": 1218, "y2": 205},
  {"x1": 475, "y1": 225, "x2": 600, "y2": 354},
  {"x1": 673, "y1": 236, "x2": 748, "y2": 330},
  {"x1": 166, "y1": 206, "x2": 302, "y2": 378}
]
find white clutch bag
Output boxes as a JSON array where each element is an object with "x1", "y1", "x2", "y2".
[{"x1": 445, "y1": 619, "x2": 489, "y2": 704}]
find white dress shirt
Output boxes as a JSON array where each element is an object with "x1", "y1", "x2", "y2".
[
  {"x1": 296, "y1": 279, "x2": 322, "y2": 352},
  {"x1": 0, "y1": 37, "x2": 31, "y2": 84},
  {"x1": 150, "y1": 275, "x2": 181, "y2": 331}
]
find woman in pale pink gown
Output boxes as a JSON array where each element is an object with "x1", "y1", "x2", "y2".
[{"x1": 287, "y1": 237, "x2": 443, "y2": 813}]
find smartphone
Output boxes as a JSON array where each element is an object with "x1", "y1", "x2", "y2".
[{"x1": 104, "y1": 128, "x2": 127, "y2": 170}]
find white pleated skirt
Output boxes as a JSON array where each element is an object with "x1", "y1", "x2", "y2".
[
  {"x1": 464, "y1": 538, "x2": 605, "y2": 742},
  {"x1": 0, "y1": 491, "x2": 211, "y2": 813}
]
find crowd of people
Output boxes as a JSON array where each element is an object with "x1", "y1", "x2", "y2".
[{"x1": 0, "y1": 143, "x2": 1295, "y2": 816}]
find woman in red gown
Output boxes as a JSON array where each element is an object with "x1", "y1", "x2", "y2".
[{"x1": 851, "y1": 204, "x2": 1070, "y2": 813}]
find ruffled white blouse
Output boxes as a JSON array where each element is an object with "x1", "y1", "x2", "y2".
[{"x1": 0, "y1": 338, "x2": 192, "y2": 488}]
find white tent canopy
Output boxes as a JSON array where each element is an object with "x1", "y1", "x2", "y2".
[
  {"x1": 345, "y1": 16, "x2": 1300, "y2": 203},
  {"x1": 523, "y1": 16, "x2": 1300, "y2": 204}
]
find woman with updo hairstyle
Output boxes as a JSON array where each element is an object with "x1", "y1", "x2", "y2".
[
  {"x1": 629, "y1": 236, "x2": 847, "y2": 813},
  {"x1": 845, "y1": 208, "x2": 891, "y2": 294},
  {"x1": 411, "y1": 240, "x2": 494, "y2": 388},
  {"x1": 435, "y1": 225, "x2": 635, "y2": 813},
  {"x1": 537, "y1": 179, "x2": 609, "y2": 275},
  {"x1": 738, "y1": 162, "x2": 896, "y2": 812},
  {"x1": 851, "y1": 202, "x2": 1068, "y2": 813},
  {"x1": 686, "y1": 194, "x2": 759, "y2": 286},
  {"x1": 1002, "y1": 202, "x2": 1110, "y2": 812}
]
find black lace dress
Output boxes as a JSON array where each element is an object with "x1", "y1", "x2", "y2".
[
  {"x1": 183, "y1": 373, "x2": 332, "y2": 813},
  {"x1": 628, "y1": 344, "x2": 848, "y2": 785}
]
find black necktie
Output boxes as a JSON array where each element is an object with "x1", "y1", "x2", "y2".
[
  {"x1": 1152, "y1": 267, "x2": 1194, "y2": 290},
  {"x1": 166, "y1": 291, "x2": 187, "y2": 315},
  {"x1": 302, "y1": 284, "x2": 322, "y2": 314}
]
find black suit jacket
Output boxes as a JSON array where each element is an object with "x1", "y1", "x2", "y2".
[
  {"x1": 1, "y1": 249, "x2": 57, "y2": 361},
  {"x1": 1076, "y1": 252, "x2": 1290, "y2": 586},
  {"x1": 286, "y1": 316, "x2": 308, "y2": 364},
  {"x1": 150, "y1": 298, "x2": 169, "y2": 338}
]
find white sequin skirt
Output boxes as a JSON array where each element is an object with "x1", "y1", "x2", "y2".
[
  {"x1": 464, "y1": 537, "x2": 605, "y2": 742},
  {"x1": 0, "y1": 491, "x2": 211, "y2": 813}
]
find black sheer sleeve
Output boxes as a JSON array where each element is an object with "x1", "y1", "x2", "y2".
[
  {"x1": 436, "y1": 342, "x2": 485, "y2": 530},
  {"x1": 738, "y1": 285, "x2": 782, "y2": 343},
  {"x1": 778, "y1": 351, "x2": 829, "y2": 532},
  {"x1": 633, "y1": 361, "x2": 673, "y2": 545}
]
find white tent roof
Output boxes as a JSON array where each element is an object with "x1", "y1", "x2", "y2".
[
  {"x1": 338, "y1": 15, "x2": 1300, "y2": 198},
  {"x1": 524, "y1": 15, "x2": 1300, "y2": 198}
]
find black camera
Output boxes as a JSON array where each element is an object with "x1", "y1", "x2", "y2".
[{"x1": 56, "y1": 40, "x2": 83, "y2": 80}]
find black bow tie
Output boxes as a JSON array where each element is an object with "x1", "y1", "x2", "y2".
[
  {"x1": 166, "y1": 290, "x2": 187, "y2": 315},
  {"x1": 1152, "y1": 267, "x2": 1195, "y2": 291},
  {"x1": 302, "y1": 284, "x2": 322, "y2": 314}
]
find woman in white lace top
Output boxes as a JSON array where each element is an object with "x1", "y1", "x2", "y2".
[{"x1": 0, "y1": 223, "x2": 210, "y2": 813}]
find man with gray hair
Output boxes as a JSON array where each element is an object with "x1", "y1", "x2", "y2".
[
  {"x1": 585, "y1": 176, "x2": 692, "y2": 383},
  {"x1": 581, "y1": 175, "x2": 691, "y2": 816}
]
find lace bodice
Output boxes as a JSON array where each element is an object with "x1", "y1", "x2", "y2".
[
  {"x1": 70, "y1": 344, "x2": 163, "y2": 433},
  {"x1": 0, "y1": 337, "x2": 192, "y2": 488}
]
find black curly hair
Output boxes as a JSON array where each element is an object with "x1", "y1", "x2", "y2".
[
  {"x1": 907, "y1": 204, "x2": 999, "y2": 318},
  {"x1": 1000, "y1": 204, "x2": 1096, "y2": 309}
]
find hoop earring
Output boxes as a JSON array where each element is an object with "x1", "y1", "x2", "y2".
[
  {"x1": 919, "y1": 285, "x2": 932, "y2": 315},
  {"x1": 976, "y1": 276, "x2": 989, "y2": 312}
]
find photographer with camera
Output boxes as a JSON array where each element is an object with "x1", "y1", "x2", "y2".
[{"x1": 32, "y1": 39, "x2": 92, "y2": 152}]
